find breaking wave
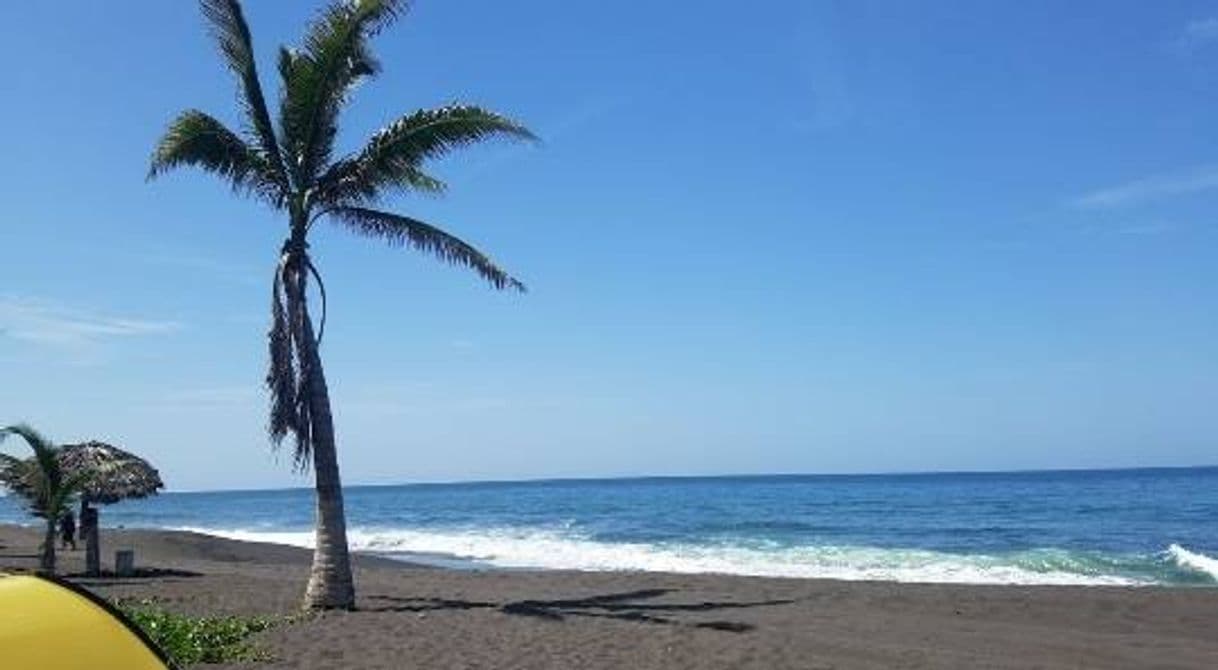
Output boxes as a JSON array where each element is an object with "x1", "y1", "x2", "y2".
[
  {"x1": 176, "y1": 525, "x2": 1218, "y2": 586},
  {"x1": 1168, "y1": 544, "x2": 1218, "y2": 581}
]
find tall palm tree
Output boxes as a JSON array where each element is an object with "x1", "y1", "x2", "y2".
[
  {"x1": 0, "y1": 425, "x2": 97, "y2": 575},
  {"x1": 148, "y1": 0, "x2": 532, "y2": 609}
]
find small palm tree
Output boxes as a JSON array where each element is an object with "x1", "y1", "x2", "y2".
[
  {"x1": 149, "y1": 0, "x2": 534, "y2": 609},
  {"x1": 0, "y1": 424, "x2": 96, "y2": 574}
]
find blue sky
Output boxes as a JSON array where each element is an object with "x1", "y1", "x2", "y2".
[{"x1": 2, "y1": 1, "x2": 1216, "y2": 491}]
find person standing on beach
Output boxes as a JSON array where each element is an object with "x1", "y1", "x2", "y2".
[{"x1": 58, "y1": 510, "x2": 77, "y2": 551}]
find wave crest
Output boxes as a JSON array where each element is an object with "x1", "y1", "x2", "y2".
[
  {"x1": 1168, "y1": 544, "x2": 1218, "y2": 580},
  {"x1": 178, "y1": 525, "x2": 1177, "y2": 586}
]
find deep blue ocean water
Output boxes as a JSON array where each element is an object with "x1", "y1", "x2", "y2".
[{"x1": 3, "y1": 468, "x2": 1216, "y2": 585}]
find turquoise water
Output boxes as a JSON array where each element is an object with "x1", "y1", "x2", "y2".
[{"x1": 3, "y1": 468, "x2": 1216, "y2": 585}]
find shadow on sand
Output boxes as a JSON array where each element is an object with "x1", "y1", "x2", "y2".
[
  {"x1": 0, "y1": 552, "x2": 42, "y2": 560},
  {"x1": 363, "y1": 588, "x2": 795, "y2": 633},
  {"x1": 68, "y1": 567, "x2": 205, "y2": 586}
]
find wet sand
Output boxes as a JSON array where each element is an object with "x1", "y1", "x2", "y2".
[{"x1": 2, "y1": 524, "x2": 1217, "y2": 669}]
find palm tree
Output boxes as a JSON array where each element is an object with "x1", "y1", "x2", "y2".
[
  {"x1": 148, "y1": 0, "x2": 533, "y2": 609},
  {"x1": 0, "y1": 424, "x2": 96, "y2": 575}
]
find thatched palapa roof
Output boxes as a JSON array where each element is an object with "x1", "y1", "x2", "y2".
[{"x1": 60, "y1": 441, "x2": 164, "y2": 505}]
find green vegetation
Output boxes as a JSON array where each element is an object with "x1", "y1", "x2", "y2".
[
  {"x1": 0, "y1": 424, "x2": 102, "y2": 574},
  {"x1": 117, "y1": 600, "x2": 281, "y2": 666},
  {"x1": 149, "y1": 0, "x2": 535, "y2": 609}
]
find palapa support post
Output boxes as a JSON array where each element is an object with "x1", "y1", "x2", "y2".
[{"x1": 82, "y1": 505, "x2": 100, "y2": 577}]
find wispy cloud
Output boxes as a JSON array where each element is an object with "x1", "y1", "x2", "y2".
[
  {"x1": 1070, "y1": 165, "x2": 1218, "y2": 209},
  {"x1": 1178, "y1": 17, "x2": 1218, "y2": 48},
  {"x1": 0, "y1": 295, "x2": 181, "y2": 347}
]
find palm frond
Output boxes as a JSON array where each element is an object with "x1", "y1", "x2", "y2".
[
  {"x1": 148, "y1": 110, "x2": 280, "y2": 200},
  {"x1": 46, "y1": 475, "x2": 86, "y2": 518},
  {"x1": 0, "y1": 455, "x2": 47, "y2": 517},
  {"x1": 1, "y1": 424, "x2": 56, "y2": 464},
  {"x1": 60, "y1": 467, "x2": 104, "y2": 504},
  {"x1": 1, "y1": 429, "x2": 129, "y2": 521},
  {"x1": 200, "y1": 0, "x2": 289, "y2": 191},
  {"x1": 316, "y1": 105, "x2": 535, "y2": 205},
  {"x1": 279, "y1": 0, "x2": 405, "y2": 187},
  {"x1": 267, "y1": 261, "x2": 301, "y2": 447},
  {"x1": 315, "y1": 156, "x2": 447, "y2": 206},
  {"x1": 0, "y1": 452, "x2": 22, "y2": 470},
  {"x1": 267, "y1": 254, "x2": 324, "y2": 471},
  {"x1": 0, "y1": 424, "x2": 64, "y2": 519},
  {"x1": 0, "y1": 453, "x2": 28, "y2": 490},
  {"x1": 329, "y1": 207, "x2": 525, "y2": 291}
]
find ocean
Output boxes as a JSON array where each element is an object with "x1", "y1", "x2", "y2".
[{"x1": 3, "y1": 467, "x2": 1216, "y2": 586}]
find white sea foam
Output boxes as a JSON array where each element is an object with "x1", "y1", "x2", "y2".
[
  {"x1": 1168, "y1": 544, "x2": 1218, "y2": 580},
  {"x1": 177, "y1": 525, "x2": 1153, "y2": 586}
]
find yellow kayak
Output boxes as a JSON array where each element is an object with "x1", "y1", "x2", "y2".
[{"x1": 0, "y1": 574, "x2": 170, "y2": 669}]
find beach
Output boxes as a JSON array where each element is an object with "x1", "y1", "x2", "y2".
[
  {"x1": 3, "y1": 0, "x2": 1216, "y2": 668},
  {"x1": 3, "y1": 524, "x2": 1217, "y2": 669}
]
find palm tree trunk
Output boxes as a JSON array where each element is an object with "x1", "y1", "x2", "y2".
[
  {"x1": 295, "y1": 263, "x2": 355, "y2": 610},
  {"x1": 41, "y1": 517, "x2": 56, "y2": 574}
]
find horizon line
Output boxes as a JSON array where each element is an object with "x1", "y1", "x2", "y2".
[{"x1": 164, "y1": 462, "x2": 1218, "y2": 495}]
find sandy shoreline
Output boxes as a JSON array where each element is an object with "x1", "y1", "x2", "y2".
[{"x1": 3, "y1": 524, "x2": 1217, "y2": 669}]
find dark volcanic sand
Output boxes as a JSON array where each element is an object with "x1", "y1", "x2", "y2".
[{"x1": 3, "y1": 524, "x2": 1217, "y2": 669}]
